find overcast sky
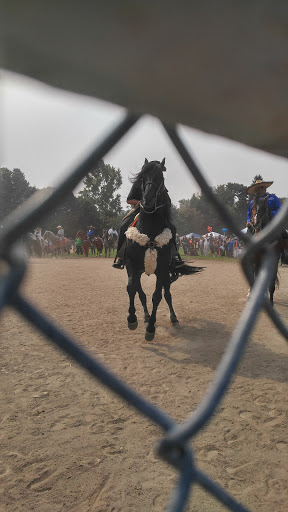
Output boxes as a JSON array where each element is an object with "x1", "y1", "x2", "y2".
[{"x1": 1, "y1": 70, "x2": 288, "y2": 209}]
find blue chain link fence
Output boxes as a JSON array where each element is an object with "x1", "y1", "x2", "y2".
[{"x1": 1, "y1": 112, "x2": 288, "y2": 511}]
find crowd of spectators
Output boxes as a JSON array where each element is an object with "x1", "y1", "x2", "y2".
[{"x1": 178, "y1": 233, "x2": 242, "y2": 258}]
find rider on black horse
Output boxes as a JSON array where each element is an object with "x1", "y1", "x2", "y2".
[
  {"x1": 246, "y1": 177, "x2": 288, "y2": 262},
  {"x1": 113, "y1": 158, "x2": 184, "y2": 270},
  {"x1": 246, "y1": 179, "x2": 281, "y2": 231}
]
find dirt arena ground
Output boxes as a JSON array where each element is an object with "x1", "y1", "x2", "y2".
[{"x1": 0, "y1": 256, "x2": 287, "y2": 512}]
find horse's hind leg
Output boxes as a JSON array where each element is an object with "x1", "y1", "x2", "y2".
[
  {"x1": 269, "y1": 283, "x2": 275, "y2": 305},
  {"x1": 269, "y1": 263, "x2": 279, "y2": 305},
  {"x1": 163, "y1": 280, "x2": 178, "y2": 324}
]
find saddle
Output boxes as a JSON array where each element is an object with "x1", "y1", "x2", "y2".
[{"x1": 121, "y1": 204, "x2": 140, "y2": 222}]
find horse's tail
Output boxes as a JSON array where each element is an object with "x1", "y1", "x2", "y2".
[
  {"x1": 170, "y1": 262, "x2": 203, "y2": 283},
  {"x1": 176, "y1": 263, "x2": 204, "y2": 276}
]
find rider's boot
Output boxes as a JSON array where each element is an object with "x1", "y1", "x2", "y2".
[
  {"x1": 112, "y1": 240, "x2": 126, "y2": 269},
  {"x1": 113, "y1": 258, "x2": 124, "y2": 269},
  {"x1": 171, "y1": 242, "x2": 184, "y2": 268}
]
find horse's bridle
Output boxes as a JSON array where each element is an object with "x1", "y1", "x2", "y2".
[
  {"x1": 251, "y1": 195, "x2": 272, "y2": 234},
  {"x1": 140, "y1": 177, "x2": 166, "y2": 214}
]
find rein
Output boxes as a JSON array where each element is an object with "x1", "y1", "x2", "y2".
[{"x1": 140, "y1": 203, "x2": 165, "y2": 214}]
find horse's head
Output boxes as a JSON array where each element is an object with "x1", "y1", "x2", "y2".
[
  {"x1": 254, "y1": 196, "x2": 272, "y2": 232},
  {"x1": 139, "y1": 158, "x2": 166, "y2": 213}
]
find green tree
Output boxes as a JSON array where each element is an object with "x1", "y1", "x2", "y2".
[
  {"x1": 172, "y1": 198, "x2": 207, "y2": 236},
  {"x1": 0, "y1": 167, "x2": 36, "y2": 222},
  {"x1": 214, "y1": 182, "x2": 249, "y2": 229},
  {"x1": 78, "y1": 160, "x2": 122, "y2": 226},
  {"x1": 75, "y1": 196, "x2": 102, "y2": 235},
  {"x1": 174, "y1": 183, "x2": 250, "y2": 236},
  {"x1": 33, "y1": 188, "x2": 102, "y2": 238}
]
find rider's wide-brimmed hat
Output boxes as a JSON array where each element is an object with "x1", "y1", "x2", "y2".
[
  {"x1": 247, "y1": 179, "x2": 273, "y2": 194},
  {"x1": 57, "y1": 225, "x2": 62, "y2": 229}
]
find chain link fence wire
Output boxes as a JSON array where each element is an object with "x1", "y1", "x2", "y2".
[{"x1": 1, "y1": 112, "x2": 288, "y2": 511}]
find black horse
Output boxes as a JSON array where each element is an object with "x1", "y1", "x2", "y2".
[
  {"x1": 246, "y1": 195, "x2": 286, "y2": 304},
  {"x1": 124, "y1": 159, "x2": 203, "y2": 341}
]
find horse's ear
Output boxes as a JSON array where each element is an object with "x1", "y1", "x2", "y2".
[
  {"x1": 144, "y1": 158, "x2": 148, "y2": 164},
  {"x1": 161, "y1": 158, "x2": 166, "y2": 171}
]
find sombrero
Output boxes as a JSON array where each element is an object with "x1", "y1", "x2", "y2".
[
  {"x1": 247, "y1": 179, "x2": 273, "y2": 194},
  {"x1": 57, "y1": 225, "x2": 62, "y2": 228}
]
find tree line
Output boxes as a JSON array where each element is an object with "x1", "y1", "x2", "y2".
[
  {"x1": 0, "y1": 161, "x2": 125, "y2": 237},
  {"x1": 172, "y1": 177, "x2": 286, "y2": 236},
  {"x1": 1, "y1": 166, "x2": 286, "y2": 238}
]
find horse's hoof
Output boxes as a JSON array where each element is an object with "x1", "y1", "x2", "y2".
[
  {"x1": 128, "y1": 320, "x2": 138, "y2": 330},
  {"x1": 145, "y1": 330, "x2": 155, "y2": 342},
  {"x1": 171, "y1": 317, "x2": 179, "y2": 325}
]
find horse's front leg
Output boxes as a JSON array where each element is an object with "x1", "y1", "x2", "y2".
[
  {"x1": 269, "y1": 258, "x2": 279, "y2": 305},
  {"x1": 135, "y1": 274, "x2": 150, "y2": 323},
  {"x1": 127, "y1": 272, "x2": 138, "y2": 330},
  {"x1": 246, "y1": 260, "x2": 257, "y2": 297},
  {"x1": 163, "y1": 278, "x2": 178, "y2": 324},
  {"x1": 146, "y1": 276, "x2": 163, "y2": 341},
  {"x1": 269, "y1": 282, "x2": 275, "y2": 305}
]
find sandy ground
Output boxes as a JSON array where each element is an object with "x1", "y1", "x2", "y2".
[{"x1": 0, "y1": 256, "x2": 287, "y2": 512}]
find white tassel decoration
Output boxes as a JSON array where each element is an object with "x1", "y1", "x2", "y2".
[
  {"x1": 125, "y1": 226, "x2": 172, "y2": 275},
  {"x1": 144, "y1": 248, "x2": 158, "y2": 275},
  {"x1": 125, "y1": 227, "x2": 149, "y2": 246}
]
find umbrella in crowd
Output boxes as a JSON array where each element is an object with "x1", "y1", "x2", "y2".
[
  {"x1": 184, "y1": 232, "x2": 201, "y2": 239},
  {"x1": 202, "y1": 231, "x2": 224, "y2": 238}
]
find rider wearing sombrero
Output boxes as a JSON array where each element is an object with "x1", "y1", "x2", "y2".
[
  {"x1": 86, "y1": 225, "x2": 95, "y2": 245},
  {"x1": 57, "y1": 225, "x2": 64, "y2": 252},
  {"x1": 246, "y1": 178, "x2": 288, "y2": 238},
  {"x1": 246, "y1": 179, "x2": 280, "y2": 232},
  {"x1": 57, "y1": 225, "x2": 64, "y2": 239}
]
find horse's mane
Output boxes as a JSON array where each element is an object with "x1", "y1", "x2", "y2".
[
  {"x1": 129, "y1": 160, "x2": 166, "y2": 184},
  {"x1": 164, "y1": 203, "x2": 172, "y2": 226}
]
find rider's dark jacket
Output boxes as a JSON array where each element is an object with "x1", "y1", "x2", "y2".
[{"x1": 247, "y1": 193, "x2": 281, "y2": 224}]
